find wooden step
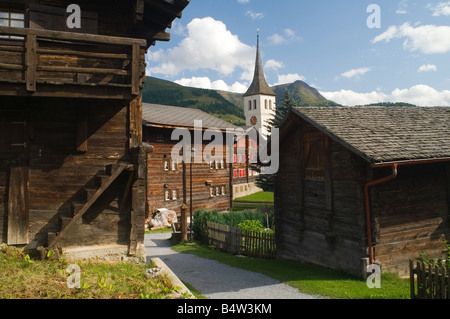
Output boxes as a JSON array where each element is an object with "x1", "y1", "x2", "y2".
[
  {"x1": 47, "y1": 163, "x2": 128, "y2": 250},
  {"x1": 59, "y1": 216, "x2": 73, "y2": 230},
  {"x1": 71, "y1": 202, "x2": 85, "y2": 216}
]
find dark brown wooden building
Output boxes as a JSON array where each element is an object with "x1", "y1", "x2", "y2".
[
  {"x1": 275, "y1": 106, "x2": 450, "y2": 277},
  {"x1": 142, "y1": 103, "x2": 245, "y2": 220},
  {"x1": 0, "y1": 0, "x2": 189, "y2": 259}
]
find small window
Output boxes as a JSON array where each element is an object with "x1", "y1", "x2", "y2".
[
  {"x1": 215, "y1": 160, "x2": 220, "y2": 170},
  {"x1": 156, "y1": 132, "x2": 164, "y2": 142},
  {"x1": 172, "y1": 189, "x2": 177, "y2": 200},
  {"x1": 164, "y1": 160, "x2": 169, "y2": 171},
  {"x1": 210, "y1": 187, "x2": 214, "y2": 197},
  {"x1": 216, "y1": 186, "x2": 220, "y2": 196},
  {"x1": 253, "y1": 100, "x2": 257, "y2": 110},
  {"x1": 210, "y1": 160, "x2": 214, "y2": 170},
  {"x1": 265, "y1": 100, "x2": 268, "y2": 109},
  {"x1": 221, "y1": 186, "x2": 226, "y2": 195},
  {"x1": 233, "y1": 169, "x2": 238, "y2": 178},
  {"x1": 269, "y1": 100, "x2": 273, "y2": 110},
  {"x1": 0, "y1": 10, "x2": 25, "y2": 40},
  {"x1": 248, "y1": 101, "x2": 252, "y2": 111},
  {"x1": 171, "y1": 159, "x2": 178, "y2": 171},
  {"x1": 304, "y1": 133, "x2": 326, "y2": 180},
  {"x1": 164, "y1": 190, "x2": 170, "y2": 201},
  {"x1": 220, "y1": 159, "x2": 225, "y2": 169}
]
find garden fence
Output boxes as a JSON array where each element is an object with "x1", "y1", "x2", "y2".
[
  {"x1": 207, "y1": 221, "x2": 276, "y2": 259},
  {"x1": 410, "y1": 260, "x2": 450, "y2": 299}
]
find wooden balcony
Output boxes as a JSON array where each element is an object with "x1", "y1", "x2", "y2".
[{"x1": 0, "y1": 26, "x2": 147, "y2": 100}]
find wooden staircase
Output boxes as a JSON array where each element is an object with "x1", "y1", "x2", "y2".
[{"x1": 44, "y1": 162, "x2": 133, "y2": 256}]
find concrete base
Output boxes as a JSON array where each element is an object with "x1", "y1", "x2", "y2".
[{"x1": 62, "y1": 244, "x2": 142, "y2": 263}]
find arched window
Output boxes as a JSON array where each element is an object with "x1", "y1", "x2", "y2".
[
  {"x1": 265, "y1": 100, "x2": 268, "y2": 109},
  {"x1": 253, "y1": 100, "x2": 257, "y2": 110},
  {"x1": 248, "y1": 100, "x2": 252, "y2": 111},
  {"x1": 269, "y1": 100, "x2": 272, "y2": 110}
]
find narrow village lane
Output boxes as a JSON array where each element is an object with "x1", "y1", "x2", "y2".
[{"x1": 145, "y1": 232, "x2": 319, "y2": 299}]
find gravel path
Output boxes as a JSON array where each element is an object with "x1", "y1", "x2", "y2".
[{"x1": 145, "y1": 232, "x2": 319, "y2": 299}]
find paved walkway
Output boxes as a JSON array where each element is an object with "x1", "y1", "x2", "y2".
[{"x1": 145, "y1": 232, "x2": 318, "y2": 299}]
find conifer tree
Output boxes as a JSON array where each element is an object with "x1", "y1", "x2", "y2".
[{"x1": 253, "y1": 89, "x2": 298, "y2": 192}]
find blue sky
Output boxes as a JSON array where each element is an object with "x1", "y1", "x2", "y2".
[{"x1": 146, "y1": 0, "x2": 450, "y2": 106}]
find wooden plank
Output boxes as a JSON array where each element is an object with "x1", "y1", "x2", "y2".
[
  {"x1": 26, "y1": 34, "x2": 37, "y2": 92},
  {"x1": 0, "y1": 26, "x2": 147, "y2": 47},
  {"x1": 7, "y1": 163, "x2": 29, "y2": 245},
  {"x1": 131, "y1": 43, "x2": 141, "y2": 95}
]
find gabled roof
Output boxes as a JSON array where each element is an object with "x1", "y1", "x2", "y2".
[
  {"x1": 243, "y1": 35, "x2": 276, "y2": 97},
  {"x1": 142, "y1": 103, "x2": 240, "y2": 131},
  {"x1": 289, "y1": 106, "x2": 450, "y2": 164}
]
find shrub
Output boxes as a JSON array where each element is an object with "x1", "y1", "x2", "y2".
[
  {"x1": 237, "y1": 220, "x2": 265, "y2": 232},
  {"x1": 193, "y1": 209, "x2": 274, "y2": 244}
]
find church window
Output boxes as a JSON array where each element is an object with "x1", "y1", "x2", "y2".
[
  {"x1": 265, "y1": 100, "x2": 268, "y2": 109},
  {"x1": 269, "y1": 100, "x2": 273, "y2": 110},
  {"x1": 253, "y1": 100, "x2": 257, "y2": 110},
  {"x1": 248, "y1": 101, "x2": 252, "y2": 111}
]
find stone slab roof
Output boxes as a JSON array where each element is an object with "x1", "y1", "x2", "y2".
[
  {"x1": 142, "y1": 103, "x2": 240, "y2": 131},
  {"x1": 291, "y1": 106, "x2": 450, "y2": 164}
]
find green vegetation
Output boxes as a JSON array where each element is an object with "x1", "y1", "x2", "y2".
[
  {"x1": 0, "y1": 245, "x2": 182, "y2": 299},
  {"x1": 193, "y1": 209, "x2": 274, "y2": 244},
  {"x1": 142, "y1": 76, "x2": 245, "y2": 124},
  {"x1": 234, "y1": 191, "x2": 274, "y2": 202},
  {"x1": 172, "y1": 242, "x2": 410, "y2": 299}
]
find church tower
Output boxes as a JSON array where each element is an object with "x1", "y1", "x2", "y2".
[{"x1": 243, "y1": 33, "x2": 276, "y2": 138}]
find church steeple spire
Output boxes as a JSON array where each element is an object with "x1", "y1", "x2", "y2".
[{"x1": 244, "y1": 33, "x2": 276, "y2": 97}]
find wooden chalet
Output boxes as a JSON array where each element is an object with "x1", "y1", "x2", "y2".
[
  {"x1": 142, "y1": 103, "x2": 245, "y2": 219},
  {"x1": 275, "y1": 106, "x2": 450, "y2": 277},
  {"x1": 0, "y1": 0, "x2": 190, "y2": 259}
]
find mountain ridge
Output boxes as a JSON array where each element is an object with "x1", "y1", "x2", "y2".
[{"x1": 141, "y1": 77, "x2": 338, "y2": 125}]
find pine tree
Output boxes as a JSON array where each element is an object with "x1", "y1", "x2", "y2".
[{"x1": 253, "y1": 89, "x2": 298, "y2": 192}]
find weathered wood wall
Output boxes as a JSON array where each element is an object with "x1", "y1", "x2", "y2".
[
  {"x1": 144, "y1": 126, "x2": 232, "y2": 220},
  {"x1": 0, "y1": 97, "x2": 135, "y2": 249},
  {"x1": 275, "y1": 122, "x2": 368, "y2": 277},
  {"x1": 372, "y1": 163, "x2": 450, "y2": 276}
]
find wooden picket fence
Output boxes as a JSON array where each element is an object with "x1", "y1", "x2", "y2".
[
  {"x1": 410, "y1": 260, "x2": 450, "y2": 299},
  {"x1": 207, "y1": 222, "x2": 276, "y2": 259}
]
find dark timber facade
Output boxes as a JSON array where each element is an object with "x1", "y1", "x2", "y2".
[
  {"x1": 0, "y1": 0, "x2": 190, "y2": 259},
  {"x1": 275, "y1": 106, "x2": 450, "y2": 277}
]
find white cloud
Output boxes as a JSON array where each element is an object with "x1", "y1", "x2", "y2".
[
  {"x1": 147, "y1": 17, "x2": 254, "y2": 78},
  {"x1": 321, "y1": 84, "x2": 450, "y2": 106},
  {"x1": 267, "y1": 29, "x2": 301, "y2": 45},
  {"x1": 274, "y1": 73, "x2": 305, "y2": 86},
  {"x1": 418, "y1": 64, "x2": 437, "y2": 72},
  {"x1": 340, "y1": 67, "x2": 372, "y2": 79},
  {"x1": 246, "y1": 10, "x2": 264, "y2": 20},
  {"x1": 372, "y1": 23, "x2": 450, "y2": 54},
  {"x1": 264, "y1": 59, "x2": 284, "y2": 71},
  {"x1": 175, "y1": 77, "x2": 248, "y2": 93},
  {"x1": 237, "y1": 0, "x2": 249, "y2": 3},
  {"x1": 428, "y1": 1, "x2": 450, "y2": 16},
  {"x1": 396, "y1": 0, "x2": 409, "y2": 14}
]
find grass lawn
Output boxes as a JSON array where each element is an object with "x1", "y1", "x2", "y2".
[
  {"x1": 172, "y1": 241, "x2": 411, "y2": 299},
  {"x1": 234, "y1": 191, "x2": 274, "y2": 202},
  {"x1": 0, "y1": 244, "x2": 183, "y2": 299}
]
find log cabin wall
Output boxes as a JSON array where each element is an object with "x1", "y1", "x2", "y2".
[
  {"x1": 144, "y1": 126, "x2": 232, "y2": 221},
  {"x1": 0, "y1": 96, "x2": 134, "y2": 249},
  {"x1": 371, "y1": 163, "x2": 450, "y2": 276},
  {"x1": 275, "y1": 121, "x2": 368, "y2": 277}
]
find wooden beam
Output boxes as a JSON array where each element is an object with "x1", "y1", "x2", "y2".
[
  {"x1": 0, "y1": 26, "x2": 147, "y2": 47},
  {"x1": 7, "y1": 163, "x2": 29, "y2": 245},
  {"x1": 25, "y1": 34, "x2": 37, "y2": 92},
  {"x1": 131, "y1": 43, "x2": 141, "y2": 95}
]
